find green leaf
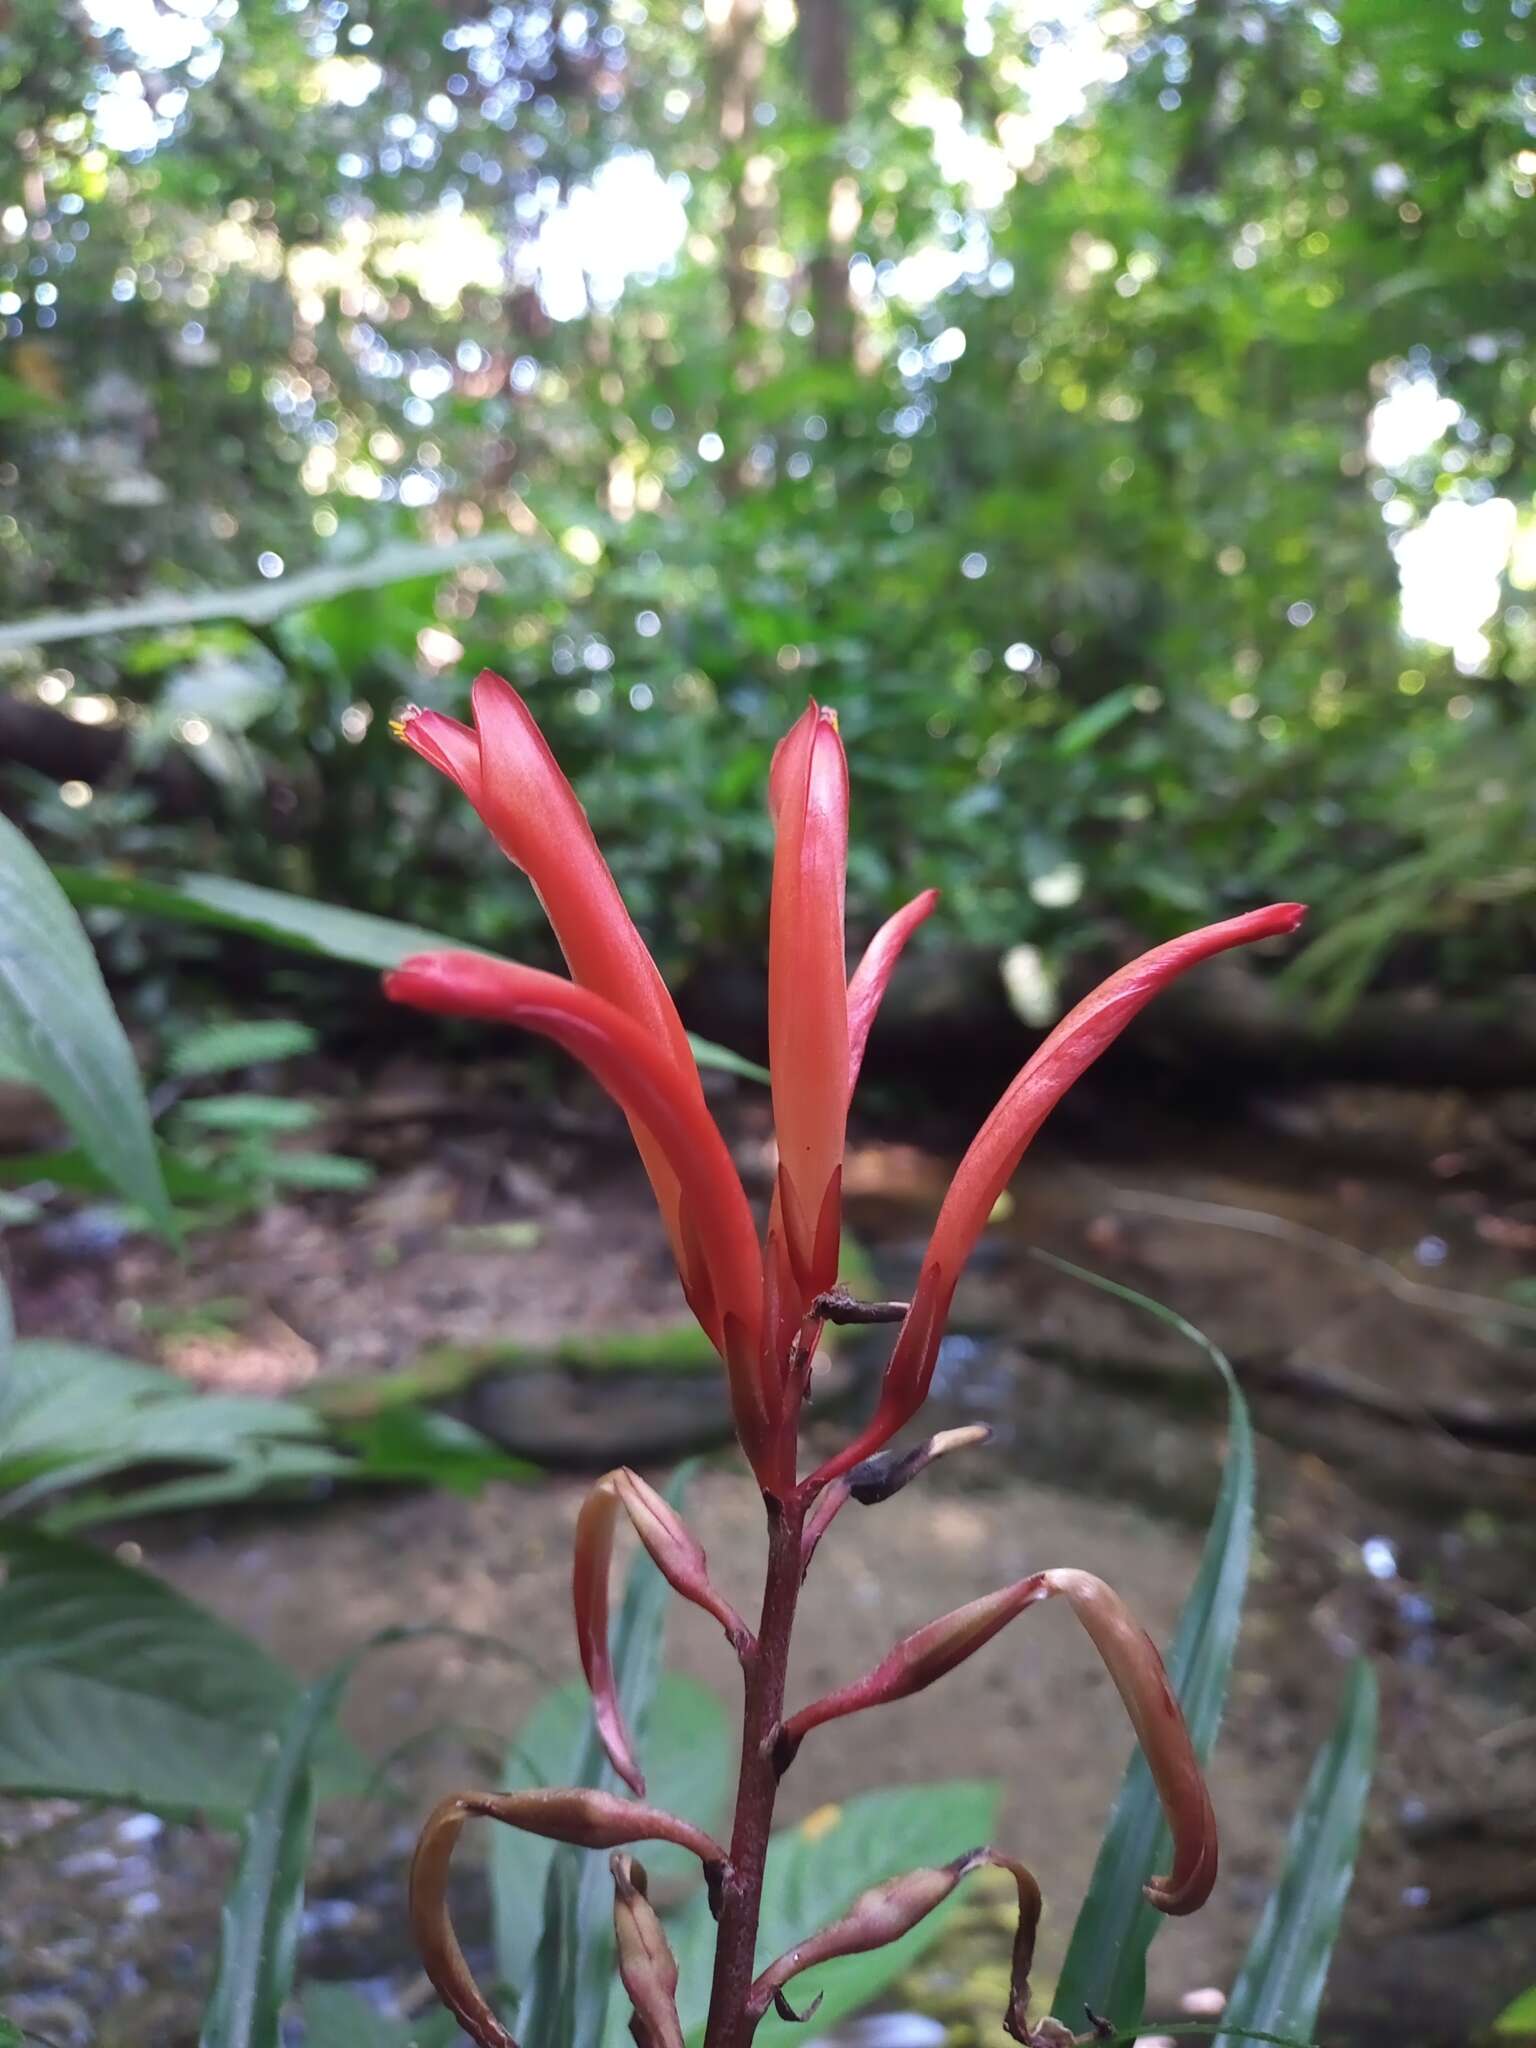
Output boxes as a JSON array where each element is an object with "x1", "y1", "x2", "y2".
[
  {"x1": 0, "y1": 1141, "x2": 234, "y2": 1204},
  {"x1": 44, "y1": 1442, "x2": 352, "y2": 1531},
  {"x1": 1496, "y1": 1987, "x2": 1536, "y2": 2036},
  {"x1": 0, "y1": 816, "x2": 172, "y2": 1235},
  {"x1": 340, "y1": 1405, "x2": 537, "y2": 1493},
  {"x1": 1053, "y1": 685, "x2": 1141, "y2": 758},
  {"x1": 656, "y1": 1781, "x2": 1001, "y2": 2048},
  {"x1": 200, "y1": 1658, "x2": 358, "y2": 2048},
  {"x1": 0, "y1": 531, "x2": 536, "y2": 654},
  {"x1": 56, "y1": 868, "x2": 768, "y2": 1082},
  {"x1": 169, "y1": 1019, "x2": 319, "y2": 1076},
  {"x1": 176, "y1": 1094, "x2": 320, "y2": 1134},
  {"x1": 1212, "y1": 1661, "x2": 1378, "y2": 2048},
  {"x1": 517, "y1": 1462, "x2": 700, "y2": 2048},
  {"x1": 0, "y1": 1528, "x2": 365, "y2": 1822},
  {"x1": 493, "y1": 1674, "x2": 732, "y2": 1997},
  {"x1": 1048, "y1": 1252, "x2": 1255, "y2": 2034},
  {"x1": 0, "y1": 1337, "x2": 337, "y2": 1515},
  {"x1": 59, "y1": 866, "x2": 465, "y2": 971},
  {"x1": 262, "y1": 1150, "x2": 376, "y2": 1192}
]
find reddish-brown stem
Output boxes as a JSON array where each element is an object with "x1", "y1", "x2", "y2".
[{"x1": 702, "y1": 1490, "x2": 808, "y2": 2048}]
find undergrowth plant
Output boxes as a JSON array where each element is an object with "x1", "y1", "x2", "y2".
[{"x1": 384, "y1": 677, "x2": 1305, "y2": 2048}]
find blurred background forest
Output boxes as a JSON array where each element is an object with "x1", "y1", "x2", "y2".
[
  {"x1": 5, "y1": 6, "x2": 1536, "y2": 2048},
  {"x1": 2, "y1": 0, "x2": 1535, "y2": 1043}
]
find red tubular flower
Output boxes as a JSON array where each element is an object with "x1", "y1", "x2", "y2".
[
  {"x1": 813, "y1": 903, "x2": 1305, "y2": 1486},
  {"x1": 383, "y1": 954, "x2": 770, "y2": 1470},
  {"x1": 768, "y1": 702, "x2": 850, "y2": 1305},
  {"x1": 395, "y1": 675, "x2": 703, "y2": 1278}
]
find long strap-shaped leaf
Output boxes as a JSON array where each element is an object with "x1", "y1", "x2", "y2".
[
  {"x1": 0, "y1": 532, "x2": 534, "y2": 654},
  {"x1": 56, "y1": 868, "x2": 768, "y2": 1084},
  {"x1": 1045, "y1": 1251, "x2": 1255, "y2": 2034},
  {"x1": 200, "y1": 1658, "x2": 358, "y2": 2048},
  {"x1": 0, "y1": 818, "x2": 173, "y2": 1236},
  {"x1": 1212, "y1": 1660, "x2": 1378, "y2": 2048}
]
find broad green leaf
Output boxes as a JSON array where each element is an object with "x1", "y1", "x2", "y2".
[
  {"x1": 0, "y1": 1337, "x2": 340, "y2": 1515},
  {"x1": 339, "y1": 1406, "x2": 537, "y2": 1493},
  {"x1": 169, "y1": 1019, "x2": 319, "y2": 1076},
  {"x1": 493, "y1": 1674, "x2": 732, "y2": 1996},
  {"x1": 200, "y1": 1659, "x2": 357, "y2": 2048},
  {"x1": 655, "y1": 1780, "x2": 1000, "y2": 2048},
  {"x1": 176, "y1": 1094, "x2": 320, "y2": 1135},
  {"x1": 59, "y1": 866, "x2": 462, "y2": 972},
  {"x1": 1212, "y1": 1660, "x2": 1378, "y2": 2048},
  {"x1": 1049, "y1": 1252, "x2": 1255, "y2": 2034},
  {"x1": 0, "y1": 1528, "x2": 365, "y2": 1822},
  {"x1": 518, "y1": 1462, "x2": 699, "y2": 2048},
  {"x1": 56, "y1": 868, "x2": 768, "y2": 1083},
  {"x1": 45, "y1": 1443, "x2": 352, "y2": 1531},
  {"x1": 0, "y1": 816, "x2": 172, "y2": 1235},
  {"x1": 1496, "y1": 1987, "x2": 1536, "y2": 2036}
]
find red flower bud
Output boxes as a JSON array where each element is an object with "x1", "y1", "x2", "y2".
[
  {"x1": 751, "y1": 1847, "x2": 1045, "y2": 2043},
  {"x1": 769, "y1": 701, "x2": 850, "y2": 1306}
]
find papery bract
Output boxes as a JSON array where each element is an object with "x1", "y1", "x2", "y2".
[{"x1": 575, "y1": 1466, "x2": 748, "y2": 1793}]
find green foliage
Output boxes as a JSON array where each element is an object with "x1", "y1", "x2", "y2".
[
  {"x1": 200, "y1": 1661, "x2": 359, "y2": 2048},
  {"x1": 58, "y1": 866, "x2": 769, "y2": 1082},
  {"x1": 169, "y1": 1018, "x2": 320, "y2": 1076},
  {"x1": 0, "y1": 813, "x2": 172, "y2": 1235},
  {"x1": 299, "y1": 1985, "x2": 461, "y2": 2048},
  {"x1": 1497, "y1": 1986, "x2": 1536, "y2": 2037},
  {"x1": 0, "y1": 1527, "x2": 365, "y2": 1823},
  {"x1": 1049, "y1": 1254, "x2": 1255, "y2": 2032},
  {"x1": 1213, "y1": 1661, "x2": 1379, "y2": 2048},
  {"x1": 0, "y1": 1335, "x2": 347, "y2": 1518}
]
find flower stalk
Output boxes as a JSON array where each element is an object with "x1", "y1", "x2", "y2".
[{"x1": 388, "y1": 676, "x2": 1302, "y2": 2048}]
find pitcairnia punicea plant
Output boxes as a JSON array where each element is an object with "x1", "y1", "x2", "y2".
[{"x1": 385, "y1": 674, "x2": 1305, "y2": 2048}]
